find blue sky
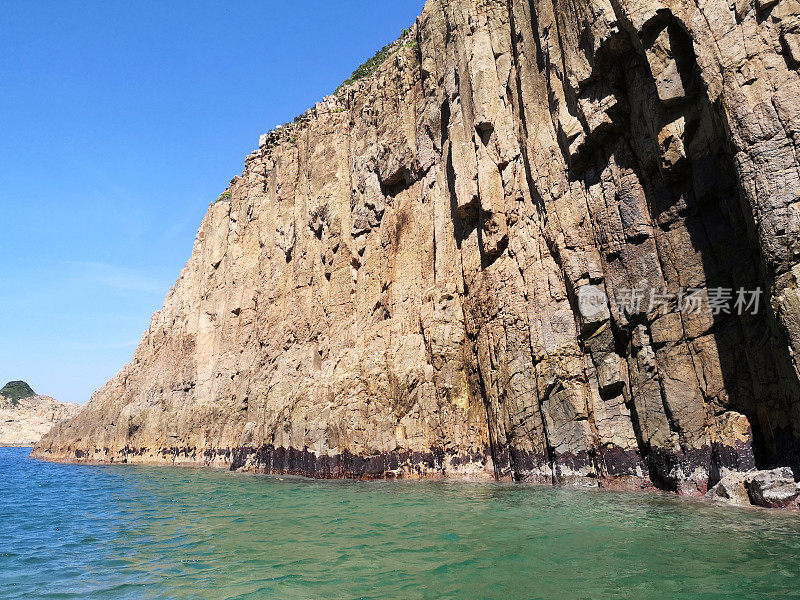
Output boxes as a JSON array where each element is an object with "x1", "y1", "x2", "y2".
[{"x1": 0, "y1": 0, "x2": 426, "y2": 404}]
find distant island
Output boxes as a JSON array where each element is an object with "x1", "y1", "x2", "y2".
[{"x1": 0, "y1": 381, "x2": 79, "y2": 447}]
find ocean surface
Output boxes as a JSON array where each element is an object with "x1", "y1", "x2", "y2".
[{"x1": 2, "y1": 447, "x2": 800, "y2": 599}]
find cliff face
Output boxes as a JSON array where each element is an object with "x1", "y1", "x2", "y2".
[
  {"x1": 1, "y1": 395, "x2": 79, "y2": 447},
  {"x1": 35, "y1": 0, "x2": 800, "y2": 496}
]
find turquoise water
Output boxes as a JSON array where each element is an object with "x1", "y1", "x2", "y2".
[{"x1": 2, "y1": 447, "x2": 800, "y2": 599}]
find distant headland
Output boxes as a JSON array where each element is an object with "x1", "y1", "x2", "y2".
[{"x1": 0, "y1": 381, "x2": 79, "y2": 447}]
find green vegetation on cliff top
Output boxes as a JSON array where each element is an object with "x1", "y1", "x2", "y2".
[
  {"x1": 257, "y1": 27, "x2": 417, "y2": 152},
  {"x1": 1, "y1": 381, "x2": 35, "y2": 405},
  {"x1": 336, "y1": 43, "x2": 396, "y2": 93},
  {"x1": 335, "y1": 27, "x2": 415, "y2": 94}
]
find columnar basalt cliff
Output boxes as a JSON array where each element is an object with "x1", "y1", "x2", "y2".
[{"x1": 35, "y1": 0, "x2": 800, "y2": 500}]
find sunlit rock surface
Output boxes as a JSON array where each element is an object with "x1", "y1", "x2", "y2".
[
  {"x1": 35, "y1": 0, "x2": 800, "y2": 505},
  {"x1": 1, "y1": 395, "x2": 79, "y2": 447}
]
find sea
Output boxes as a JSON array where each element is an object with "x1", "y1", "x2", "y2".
[{"x1": 2, "y1": 446, "x2": 799, "y2": 599}]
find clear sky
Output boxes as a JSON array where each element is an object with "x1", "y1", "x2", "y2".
[{"x1": 0, "y1": 0, "x2": 426, "y2": 404}]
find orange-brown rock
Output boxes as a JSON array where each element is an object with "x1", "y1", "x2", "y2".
[{"x1": 35, "y1": 0, "x2": 800, "y2": 501}]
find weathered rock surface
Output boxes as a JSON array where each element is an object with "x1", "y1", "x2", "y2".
[
  {"x1": 706, "y1": 470, "x2": 753, "y2": 506},
  {"x1": 1, "y1": 395, "x2": 80, "y2": 447},
  {"x1": 34, "y1": 0, "x2": 800, "y2": 503},
  {"x1": 746, "y1": 467, "x2": 800, "y2": 508},
  {"x1": 707, "y1": 467, "x2": 800, "y2": 508}
]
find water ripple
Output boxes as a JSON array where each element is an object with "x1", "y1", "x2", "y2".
[{"x1": 1, "y1": 447, "x2": 800, "y2": 599}]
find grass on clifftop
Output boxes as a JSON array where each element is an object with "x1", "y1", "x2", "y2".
[
  {"x1": 336, "y1": 44, "x2": 395, "y2": 93},
  {"x1": 1, "y1": 381, "x2": 35, "y2": 405},
  {"x1": 335, "y1": 27, "x2": 415, "y2": 94}
]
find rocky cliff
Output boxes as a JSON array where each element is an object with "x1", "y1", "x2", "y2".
[
  {"x1": 1, "y1": 394, "x2": 80, "y2": 447},
  {"x1": 35, "y1": 0, "x2": 800, "y2": 500}
]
